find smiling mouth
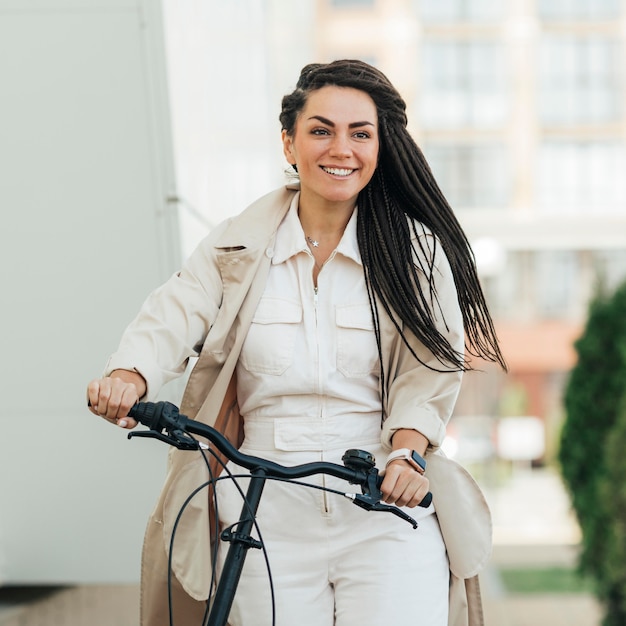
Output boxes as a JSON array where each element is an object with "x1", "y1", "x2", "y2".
[{"x1": 321, "y1": 166, "x2": 355, "y2": 177}]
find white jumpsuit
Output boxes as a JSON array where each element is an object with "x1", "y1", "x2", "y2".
[{"x1": 215, "y1": 196, "x2": 449, "y2": 625}]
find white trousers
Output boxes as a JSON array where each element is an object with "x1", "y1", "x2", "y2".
[{"x1": 215, "y1": 416, "x2": 449, "y2": 626}]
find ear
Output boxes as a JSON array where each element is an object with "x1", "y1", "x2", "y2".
[{"x1": 281, "y1": 129, "x2": 296, "y2": 165}]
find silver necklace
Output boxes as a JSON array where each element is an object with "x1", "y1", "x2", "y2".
[{"x1": 306, "y1": 235, "x2": 320, "y2": 248}]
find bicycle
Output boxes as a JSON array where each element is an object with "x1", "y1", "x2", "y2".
[{"x1": 126, "y1": 401, "x2": 433, "y2": 626}]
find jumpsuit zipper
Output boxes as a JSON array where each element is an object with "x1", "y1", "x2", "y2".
[{"x1": 313, "y1": 283, "x2": 330, "y2": 514}]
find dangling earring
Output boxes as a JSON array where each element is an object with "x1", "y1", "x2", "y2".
[{"x1": 292, "y1": 163, "x2": 298, "y2": 173}]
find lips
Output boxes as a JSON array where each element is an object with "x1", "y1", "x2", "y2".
[{"x1": 321, "y1": 166, "x2": 355, "y2": 177}]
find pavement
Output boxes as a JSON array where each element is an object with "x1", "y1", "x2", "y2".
[
  {"x1": 482, "y1": 544, "x2": 602, "y2": 626},
  {"x1": 0, "y1": 466, "x2": 603, "y2": 625},
  {"x1": 480, "y1": 466, "x2": 602, "y2": 626}
]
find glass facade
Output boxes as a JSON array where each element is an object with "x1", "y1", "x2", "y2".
[
  {"x1": 537, "y1": 141, "x2": 626, "y2": 214},
  {"x1": 482, "y1": 250, "x2": 621, "y2": 322},
  {"x1": 540, "y1": 37, "x2": 621, "y2": 124},
  {"x1": 423, "y1": 142, "x2": 510, "y2": 209},
  {"x1": 592, "y1": 250, "x2": 626, "y2": 293},
  {"x1": 420, "y1": 40, "x2": 508, "y2": 128},
  {"x1": 418, "y1": 0, "x2": 504, "y2": 22},
  {"x1": 331, "y1": 0, "x2": 375, "y2": 7},
  {"x1": 533, "y1": 251, "x2": 580, "y2": 318},
  {"x1": 538, "y1": 0, "x2": 621, "y2": 20},
  {"x1": 321, "y1": 0, "x2": 626, "y2": 324}
]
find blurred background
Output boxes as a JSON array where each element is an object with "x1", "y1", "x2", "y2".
[{"x1": 1, "y1": 0, "x2": 625, "y2": 624}]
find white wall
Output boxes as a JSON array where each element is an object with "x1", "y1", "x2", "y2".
[
  {"x1": 0, "y1": 0, "x2": 318, "y2": 586},
  {"x1": 0, "y1": 0, "x2": 178, "y2": 583},
  {"x1": 162, "y1": 0, "x2": 316, "y2": 255}
]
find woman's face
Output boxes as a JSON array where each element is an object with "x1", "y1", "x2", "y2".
[{"x1": 282, "y1": 85, "x2": 379, "y2": 211}]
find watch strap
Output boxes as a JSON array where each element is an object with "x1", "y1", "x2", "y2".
[{"x1": 386, "y1": 448, "x2": 426, "y2": 474}]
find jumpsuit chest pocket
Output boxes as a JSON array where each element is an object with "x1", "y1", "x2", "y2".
[
  {"x1": 336, "y1": 304, "x2": 379, "y2": 378},
  {"x1": 240, "y1": 297, "x2": 302, "y2": 375}
]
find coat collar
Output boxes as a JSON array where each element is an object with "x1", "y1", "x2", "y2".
[{"x1": 215, "y1": 184, "x2": 299, "y2": 250}]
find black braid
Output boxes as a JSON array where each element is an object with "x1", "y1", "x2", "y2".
[{"x1": 280, "y1": 59, "x2": 507, "y2": 373}]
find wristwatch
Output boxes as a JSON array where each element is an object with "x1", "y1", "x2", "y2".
[{"x1": 385, "y1": 448, "x2": 427, "y2": 474}]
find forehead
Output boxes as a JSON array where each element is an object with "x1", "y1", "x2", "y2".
[{"x1": 300, "y1": 85, "x2": 378, "y2": 124}]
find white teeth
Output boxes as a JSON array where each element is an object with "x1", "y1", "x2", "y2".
[{"x1": 322, "y1": 166, "x2": 354, "y2": 177}]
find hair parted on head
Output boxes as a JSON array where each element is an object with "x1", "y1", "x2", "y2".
[
  {"x1": 280, "y1": 59, "x2": 408, "y2": 135},
  {"x1": 279, "y1": 59, "x2": 507, "y2": 376}
]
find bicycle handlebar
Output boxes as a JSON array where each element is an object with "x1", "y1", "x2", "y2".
[{"x1": 126, "y1": 401, "x2": 432, "y2": 521}]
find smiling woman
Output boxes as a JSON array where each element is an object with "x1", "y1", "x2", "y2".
[
  {"x1": 282, "y1": 86, "x2": 379, "y2": 208},
  {"x1": 281, "y1": 85, "x2": 380, "y2": 280},
  {"x1": 87, "y1": 59, "x2": 505, "y2": 626}
]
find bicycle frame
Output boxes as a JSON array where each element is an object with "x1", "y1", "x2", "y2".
[{"x1": 127, "y1": 401, "x2": 428, "y2": 626}]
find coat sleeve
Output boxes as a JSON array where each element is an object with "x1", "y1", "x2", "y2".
[
  {"x1": 103, "y1": 220, "x2": 232, "y2": 400},
  {"x1": 380, "y1": 229, "x2": 465, "y2": 451}
]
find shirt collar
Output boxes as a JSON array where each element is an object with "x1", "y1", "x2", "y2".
[
  {"x1": 272, "y1": 192, "x2": 308, "y2": 264},
  {"x1": 335, "y1": 208, "x2": 361, "y2": 265},
  {"x1": 272, "y1": 192, "x2": 362, "y2": 266}
]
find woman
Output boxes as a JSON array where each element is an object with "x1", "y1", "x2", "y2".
[{"x1": 88, "y1": 60, "x2": 506, "y2": 626}]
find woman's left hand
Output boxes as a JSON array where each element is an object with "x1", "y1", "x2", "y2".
[{"x1": 380, "y1": 460, "x2": 430, "y2": 508}]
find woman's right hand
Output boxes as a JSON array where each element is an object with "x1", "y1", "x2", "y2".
[{"x1": 87, "y1": 370, "x2": 147, "y2": 429}]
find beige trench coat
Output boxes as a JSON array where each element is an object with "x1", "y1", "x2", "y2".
[{"x1": 132, "y1": 186, "x2": 492, "y2": 626}]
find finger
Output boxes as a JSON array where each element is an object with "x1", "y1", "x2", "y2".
[
  {"x1": 94, "y1": 381, "x2": 113, "y2": 418},
  {"x1": 391, "y1": 481, "x2": 420, "y2": 508},
  {"x1": 105, "y1": 380, "x2": 138, "y2": 422},
  {"x1": 117, "y1": 417, "x2": 138, "y2": 429},
  {"x1": 89, "y1": 378, "x2": 125, "y2": 421},
  {"x1": 380, "y1": 465, "x2": 406, "y2": 503},
  {"x1": 86, "y1": 380, "x2": 102, "y2": 415},
  {"x1": 382, "y1": 464, "x2": 427, "y2": 506},
  {"x1": 115, "y1": 386, "x2": 140, "y2": 428},
  {"x1": 401, "y1": 478, "x2": 429, "y2": 508}
]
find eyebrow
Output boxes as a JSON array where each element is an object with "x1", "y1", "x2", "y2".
[{"x1": 308, "y1": 115, "x2": 375, "y2": 128}]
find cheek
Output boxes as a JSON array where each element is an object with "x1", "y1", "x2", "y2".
[
  {"x1": 365, "y1": 148, "x2": 379, "y2": 174},
  {"x1": 364, "y1": 141, "x2": 379, "y2": 165}
]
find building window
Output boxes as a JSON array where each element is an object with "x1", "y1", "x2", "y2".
[
  {"x1": 592, "y1": 250, "x2": 626, "y2": 293},
  {"x1": 418, "y1": 0, "x2": 503, "y2": 22},
  {"x1": 330, "y1": 0, "x2": 375, "y2": 7},
  {"x1": 538, "y1": 0, "x2": 621, "y2": 20},
  {"x1": 540, "y1": 37, "x2": 621, "y2": 125},
  {"x1": 423, "y1": 142, "x2": 510, "y2": 209},
  {"x1": 481, "y1": 251, "x2": 526, "y2": 319},
  {"x1": 537, "y1": 141, "x2": 626, "y2": 214},
  {"x1": 534, "y1": 251, "x2": 580, "y2": 319},
  {"x1": 420, "y1": 40, "x2": 508, "y2": 128}
]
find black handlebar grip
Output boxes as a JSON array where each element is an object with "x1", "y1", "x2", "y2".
[
  {"x1": 127, "y1": 401, "x2": 155, "y2": 424},
  {"x1": 420, "y1": 491, "x2": 433, "y2": 508}
]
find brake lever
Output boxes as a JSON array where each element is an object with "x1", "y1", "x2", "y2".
[
  {"x1": 347, "y1": 493, "x2": 418, "y2": 529},
  {"x1": 128, "y1": 428, "x2": 199, "y2": 451}
]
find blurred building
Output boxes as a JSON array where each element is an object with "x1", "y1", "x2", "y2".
[
  {"x1": 162, "y1": 0, "x2": 626, "y2": 458},
  {"x1": 313, "y1": 0, "x2": 626, "y2": 451}
]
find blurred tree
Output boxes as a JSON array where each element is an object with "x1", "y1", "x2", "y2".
[
  {"x1": 601, "y1": 385, "x2": 626, "y2": 625},
  {"x1": 559, "y1": 280, "x2": 626, "y2": 623}
]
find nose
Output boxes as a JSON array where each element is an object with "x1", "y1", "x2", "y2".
[{"x1": 328, "y1": 134, "x2": 352, "y2": 158}]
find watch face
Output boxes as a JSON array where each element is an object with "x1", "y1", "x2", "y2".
[{"x1": 410, "y1": 450, "x2": 427, "y2": 472}]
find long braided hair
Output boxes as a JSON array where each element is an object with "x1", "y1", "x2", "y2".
[{"x1": 279, "y1": 59, "x2": 507, "y2": 379}]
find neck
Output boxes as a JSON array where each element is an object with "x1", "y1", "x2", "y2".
[{"x1": 297, "y1": 192, "x2": 356, "y2": 240}]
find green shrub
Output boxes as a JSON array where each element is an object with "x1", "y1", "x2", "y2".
[
  {"x1": 599, "y1": 368, "x2": 626, "y2": 625},
  {"x1": 559, "y1": 280, "x2": 626, "y2": 622}
]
